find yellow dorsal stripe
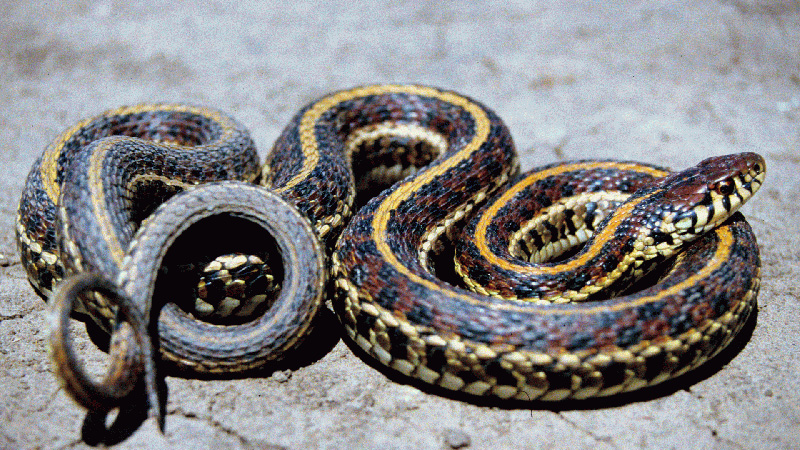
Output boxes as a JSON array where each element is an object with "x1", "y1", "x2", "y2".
[
  {"x1": 88, "y1": 138, "x2": 127, "y2": 265},
  {"x1": 287, "y1": 84, "x2": 469, "y2": 192}
]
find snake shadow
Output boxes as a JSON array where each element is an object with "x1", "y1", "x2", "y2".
[
  {"x1": 77, "y1": 302, "x2": 756, "y2": 445},
  {"x1": 339, "y1": 306, "x2": 759, "y2": 412},
  {"x1": 79, "y1": 307, "x2": 341, "y2": 445}
]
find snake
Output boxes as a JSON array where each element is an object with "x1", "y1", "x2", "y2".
[{"x1": 16, "y1": 85, "x2": 764, "y2": 419}]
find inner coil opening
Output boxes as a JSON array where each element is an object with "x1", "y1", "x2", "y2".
[{"x1": 154, "y1": 213, "x2": 284, "y2": 326}]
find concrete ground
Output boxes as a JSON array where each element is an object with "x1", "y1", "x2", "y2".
[{"x1": 1, "y1": 1, "x2": 799, "y2": 448}]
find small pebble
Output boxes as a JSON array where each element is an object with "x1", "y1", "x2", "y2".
[
  {"x1": 0, "y1": 253, "x2": 9, "y2": 267},
  {"x1": 272, "y1": 369, "x2": 292, "y2": 383},
  {"x1": 444, "y1": 428, "x2": 471, "y2": 449}
]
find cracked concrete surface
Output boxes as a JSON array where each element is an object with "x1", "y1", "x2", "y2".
[{"x1": 2, "y1": 0, "x2": 799, "y2": 448}]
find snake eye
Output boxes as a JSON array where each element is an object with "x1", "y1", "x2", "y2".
[{"x1": 712, "y1": 179, "x2": 735, "y2": 196}]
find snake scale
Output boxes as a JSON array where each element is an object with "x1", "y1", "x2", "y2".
[{"x1": 16, "y1": 85, "x2": 764, "y2": 423}]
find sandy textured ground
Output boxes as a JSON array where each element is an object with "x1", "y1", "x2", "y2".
[{"x1": 1, "y1": 1, "x2": 799, "y2": 449}]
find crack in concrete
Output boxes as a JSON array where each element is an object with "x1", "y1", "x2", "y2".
[
  {"x1": 33, "y1": 386, "x2": 63, "y2": 414},
  {"x1": 708, "y1": 427, "x2": 746, "y2": 449},
  {"x1": 681, "y1": 399, "x2": 747, "y2": 450},
  {"x1": 168, "y1": 406, "x2": 275, "y2": 449},
  {"x1": 53, "y1": 436, "x2": 84, "y2": 450},
  {"x1": 0, "y1": 300, "x2": 43, "y2": 322},
  {"x1": 0, "y1": 302, "x2": 41, "y2": 321},
  {"x1": 0, "y1": 312, "x2": 26, "y2": 321},
  {"x1": 554, "y1": 412, "x2": 619, "y2": 449}
]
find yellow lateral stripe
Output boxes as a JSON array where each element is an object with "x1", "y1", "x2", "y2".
[
  {"x1": 600, "y1": 226, "x2": 730, "y2": 313},
  {"x1": 474, "y1": 162, "x2": 669, "y2": 273}
]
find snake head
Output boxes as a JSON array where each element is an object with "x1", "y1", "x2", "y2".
[{"x1": 655, "y1": 152, "x2": 766, "y2": 236}]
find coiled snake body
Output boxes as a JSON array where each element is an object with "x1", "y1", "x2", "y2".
[{"x1": 16, "y1": 85, "x2": 764, "y2": 421}]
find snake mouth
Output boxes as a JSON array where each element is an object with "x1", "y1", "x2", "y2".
[{"x1": 155, "y1": 213, "x2": 284, "y2": 326}]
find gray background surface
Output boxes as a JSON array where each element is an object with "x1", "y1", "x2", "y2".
[{"x1": 1, "y1": 1, "x2": 799, "y2": 448}]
